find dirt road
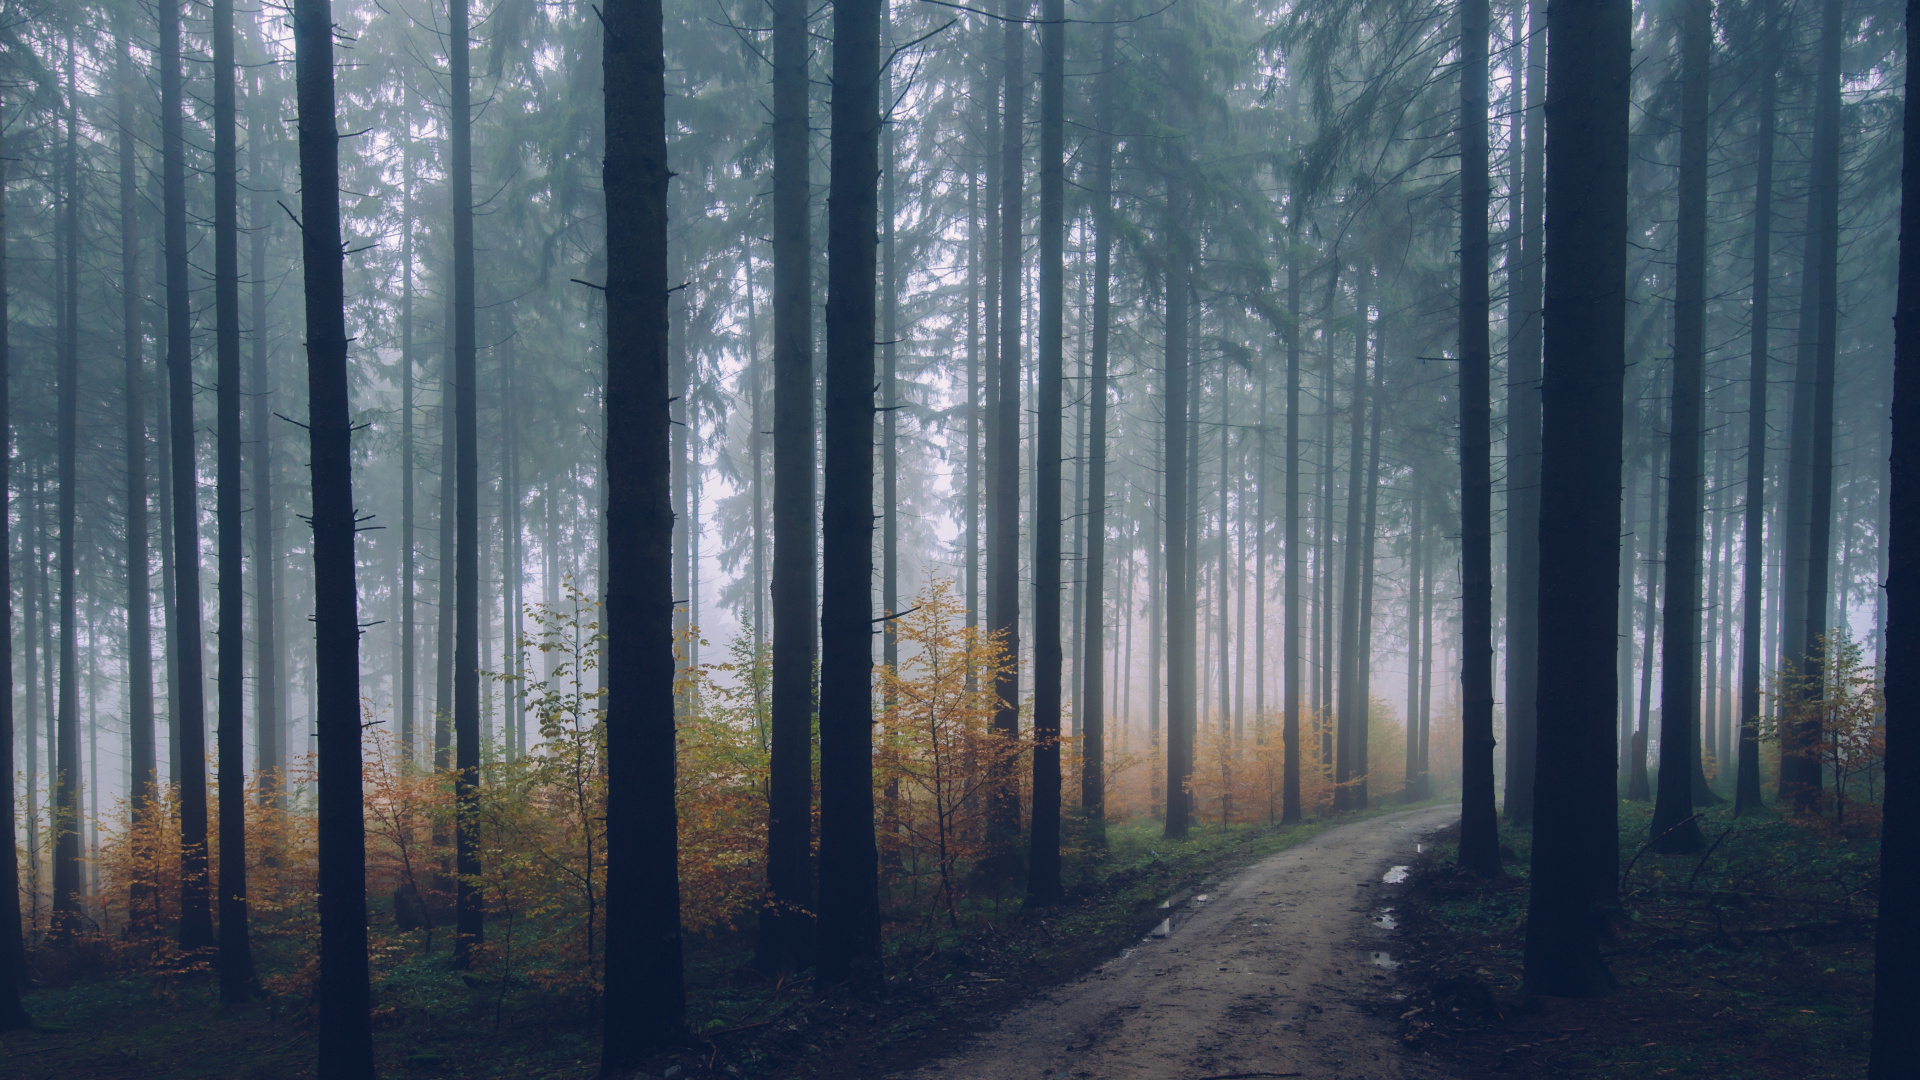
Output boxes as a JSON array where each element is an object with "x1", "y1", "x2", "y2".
[{"x1": 897, "y1": 806, "x2": 1458, "y2": 1080}]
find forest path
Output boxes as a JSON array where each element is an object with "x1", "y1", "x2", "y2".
[{"x1": 896, "y1": 805, "x2": 1458, "y2": 1080}]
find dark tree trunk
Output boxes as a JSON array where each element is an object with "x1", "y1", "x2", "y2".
[
  {"x1": 214, "y1": 0, "x2": 256, "y2": 997},
  {"x1": 436, "y1": 283, "x2": 455, "y2": 775},
  {"x1": 118, "y1": 20, "x2": 158, "y2": 929},
  {"x1": 53, "y1": 30, "x2": 83, "y2": 937},
  {"x1": 1795, "y1": 0, "x2": 1844, "y2": 811},
  {"x1": 1282, "y1": 217, "x2": 1302, "y2": 824},
  {"x1": 599, "y1": 0, "x2": 686, "y2": 1051},
  {"x1": 1456, "y1": 0, "x2": 1500, "y2": 877},
  {"x1": 251, "y1": 61, "x2": 281, "y2": 800},
  {"x1": 399, "y1": 124, "x2": 416, "y2": 766},
  {"x1": 291, "y1": 0, "x2": 376, "y2": 1068},
  {"x1": 816, "y1": 0, "x2": 884, "y2": 989},
  {"x1": 1356, "y1": 336, "x2": 1384, "y2": 808},
  {"x1": 1503, "y1": 0, "x2": 1545, "y2": 824},
  {"x1": 1869, "y1": 4, "x2": 1920, "y2": 1067},
  {"x1": 1630, "y1": 433, "x2": 1664, "y2": 802},
  {"x1": 1080, "y1": 23, "x2": 1116, "y2": 833},
  {"x1": 1650, "y1": 0, "x2": 1715, "y2": 853},
  {"x1": 1335, "y1": 267, "x2": 1368, "y2": 815},
  {"x1": 451, "y1": 0, "x2": 485, "y2": 968},
  {"x1": 0, "y1": 91, "x2": 28, "y2": 1034},
  {"x1": 1406, "y1": 489, "x2": 1423, "y2": 798},
  {"x1": 161, "y1": 0, "x2": 214, "y2": 955},
  {"x1": 756, "y1": 0, "x2": 816, "y2": 976},
  {"x1": 986, "y1": 0, "x2": 1026, "y2": 874},
  {"x1": 1523, "y1": 0, "x2": 1630, "y2": 998},
  {"x1": 1735, "y1": 0, "x2": 1778, "y2": 816},
  {"x1": 1026, "y1": 0, "x2": 1065, "y2": 907},
  {"x1": 1163, "y1": 190, "x2": 1193, "y2": 839}
]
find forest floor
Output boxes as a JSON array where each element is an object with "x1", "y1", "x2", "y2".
[
  {"x1": 0, "y1": 799, "x2": 1449, "y2": 1080},
  {"x1": 1394, "y1": 800, "x2": 1880, "y2": 1079}
]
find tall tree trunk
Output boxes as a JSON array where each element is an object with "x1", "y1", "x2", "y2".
[
  {"x1": 118, "y1": 20, "x2": 158, "y2": 929},
  {"x1": 399, "y1": 122, "x2": 416, "y2": 765},
  {"x1": 1405, "y1": 488, "x2": 1423, "y2": 798},
  {"x1": 600, "y1": 0, "x2": 686, "y2": 1049},
  {"x1": 816, "y1": 0, "x2": 884, "y2": 989},
  {"x1": 1630, "y1": 432, "x2": 1664, "y2": 801},
  {"x1": 1735, "y1": 0, "x2": 1778, "y2": 815},
  {"x1": 1027, "y1": 0, "x2": 1066, "y2": 905},
  {"x1": 291, "y1": 0, "x2": 376, "y2": 1067},
  {"x1": 1356, "y1": 336, "x2": 1385, "y2": 808},
  {"x1": 1795, "y1": 0, "x2": 1844, "y2": 811},
  {"x1": 0, "y1": 89, "x2": 28, "y2": 1034},
  {"x1": 1335, "y1": 267, "x2": 1369, "y2": 814},
  {"x1": 251, "y1": 62, "x2": 281, "y2": 800},
  {"x1": 214, "y1": 0, "x2": 256, "y2": 997},
  {"x1": 1650, "y1": 0, "x2": 1715, "y2": 852},
  {"x1": 1503, "y1": 0, "x2": 1545, "y2": 824},
  {"x1": 1079, "y1": 23, "x2": 1115, "y2": 832},
  {"x1": 52, "y1": 29, "x2": 84, "y2": 939},
  {"x1": 986, "y1": 0, "x2": 1027, "y2": 874},
  {"x1": 1456, "y1": 0, "x2": 1500, "y2": 876},
  {"x1": 1282, "y1": 217, "x2": 1302, "y2": 823},
  {"x1": 161, "y1": 0, "x2": 215, "y2": 955},
  {"x1": 756, "y1": 0, "x2": 816, "y2": 975},
  {"x1": 1617, "y1": 434, "x2": 1640, "y2": 778},
  {"x1": 436, "y1": 280, "x2": 455, "y2": 774},
  {"x1": 1523, "y1": 0, "x2": 1630, "y2": 997},
  {"x1": 1163, "y1": 188, "x2": 1193, "y2": 839},
  {"x1": 451, "y1": 0, "x2": 485, "y2": 967},
  {"x1": 1869, "y1": 3, "x2": 1920, "y2": 1066}
]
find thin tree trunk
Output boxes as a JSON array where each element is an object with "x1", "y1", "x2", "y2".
[
  {"x1": 399, "y1": 125, "x2": 416, "y2": 765},
  {"x1": 1356, "y1": 334, "x2": 1385, "y2": 808},
  {"x1": 1406, "y1": 487, "x2": 1422, "y2": 799},
  {"x1": 816, "y1": 0, "x2": 884, "y2": 989},
  {"x1": 1503, "y1": 0, "x2": 1545, "y2": 824},
  {"x1": 251, "y1": 61, "x2": 281, "y2": 798},
  {"x1": 1736, "y1": 0, "x2": 1778, "y2": 814},
  {"x1": 1335, "y1": 266, "x2": 1369, "y2": 814},
  {"x1": 757, "y1": 0, "x2": 816, "y2": 975},
  {"x1": 436, "y1": 278, "x2": 455, "y2": 774},
  {"x1": 0, "y1": 88, "x2": 28, "y2": 1034},
  {"x1": 213, "y1": 0, "x2": 256, "y2": 996},
  {"x1": 291, "y1": 0, "x2": 375, "y2": 1067},
  {"x1": 1631, "y1": 432, "x2": 1664, "y2": 801},
  {"x1": 451, "y1": 0, "x2": 485, "y2": 967},
  {"x1": 1026, "y1": 0, "x2": 1065, "y2": 905},
  {"x1": 1650, "y1": 0, "x2": 1715, "y2": 852},
  {"x1": 1456, "y1": 0, "x2": 1500, "y2": 876},
  {"x1": 1524, "y1": 0, "x2": 1630, "y2": 996},
  {"x1": 1163, "y1": 186, "x2": 1193, "y2": 839},
  {"x1": 1282, "y1": 218, "x2": 1302, "y2": 823},
  {"x1": 52, "y1": 29, "x2": 84, "y2": 938},
  {"x1": 600, "y1": 0, "x2": 686, "y2": 1048},
  {"x1": 1079, "y1": 21, "x2": 1116, "y2": 833}
]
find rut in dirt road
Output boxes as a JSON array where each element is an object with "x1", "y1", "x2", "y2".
[{"x1": 896, "y1": 806, "x2": 1459, "y2": 1080}]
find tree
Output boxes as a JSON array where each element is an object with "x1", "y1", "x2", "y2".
[
  {"x1": 756, "y1": 0, "x2": 816, "y2": 975},
  {"x1": 1080, "y1": 21, "x2": 1117, "y2": 834},
  {"x1": 250, "y1": 55, "x2": 281, "y2": 802},
  {"x1": 1282, "y1": 211, "x2": 1302, "y2": 825},
  {"x1": 52, "y1": 24, "x2": 81, "y2": 938},
  {"x1": 1869, "y1": 3, "x2": 1920, "y2": 1065},
  {"x1": 1524, "y1": 0, "x2": 1630, "y2": 997},
  {"x1": 291, "y1": 0, "x2": 376, "y2": 1067},
  {"x1": 0, "y1": 88, "x2": 29, "y2": 1035},
  {"x1": 1026, "y1": 0, "x2": 1066, "y2": 908},
  {"x1": 1649, "y1": 0, "x2": 1713, "y2": 854},
  {"x1": 1502, "y1": 0, "x2": 1544, "y2": 825},
  {"x1": 161, "y1": 0, "x2": 214, "y2": 956},
  {"x1": 1335, "y1": 264, "x2": 1369, "y2": 815},
  {"x1": 599, "y1": 0, "x2": 686, "y2": 1052},
  {"x1": 816, "y1": 0, "x2": 884, "y2": 989},
  {"x1": 1455, "y1": 0, "x2": 1500, "y2": 877},
  {"x1": 213, "y1": 0, "x2": 256, "y2": 998},
  {"x1": 1163, "y1": 187, "x2": 1193, "y2": 839},
  {"x1": 451, "y1": 0, "x2": 485, "y2": 969}
]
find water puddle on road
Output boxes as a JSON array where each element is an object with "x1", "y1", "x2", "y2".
[
  {"x1": 1371, "y1": 951, "x2": 1401, "y2": 970},
  {"x1": 1374, "y1": 909, "x2": 1398, "y2": 930},
  {"x1": 1382, "y1": 865, "x2": 1410, "y2": 884},
  {"x1": 1148, "y1": 918, "x2": 1172, "y2": 939}
]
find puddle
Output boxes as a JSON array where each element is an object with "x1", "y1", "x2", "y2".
[
  {"x1": 1382, "y1": 865, "x2": 1410, "y2": 884},
  {"x1": 1149, "y1": 918, "x2": 1172, "y2": 939},
  {"x1": 1374, "y1": 910, "x2": 1398, "y2": 930},
  {"x1": 1195, "y1": 894, "x2": 1211, "y2": 903},
  {"x1": 1416, "y1": 843, "x2": 1424, "y2": 854},
  {"x1": 1370, "y1": 951, "x2": 1401, "y2": 969}
]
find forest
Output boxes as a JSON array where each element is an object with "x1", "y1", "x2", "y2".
[{"x1": 0, "y1": 0, "x2": 1917, "y2": 1074}]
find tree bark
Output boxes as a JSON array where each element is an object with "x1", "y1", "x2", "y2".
[
  {"x1": 1026, "y1": 0, "x2": 1066, "y2": 906},
  {"x1": 1503, "y1": 0, "x2": 1545, "y2": 824},
  {"x1": 451, "y1": 0, "x2": 485, "y2": 968},
  {"x1": 756, "y1": 0, "x2": 816, "y2": 975},
  {"x1": 52, "y1": 28, "x2": 83, "y2": 939},
  {"x1": 251, "y1": 59, "x2": 281, "y2": 800},
  {"x1": 214, "y1": 0, "x2": 257, "y2": 997},
  {"x1": 291, "y1": 0, "x2": 376, "y2": 1067},
  {"x1": 1524, "y1": 0, "x2": 1629, "y2": 997},
  {"x1": 1282, "y1": 216, "x2": 1302, "y2": 823},
  {"x1": 1163, "y1": 188, "x2": 1193, "y2": 839},
  {"x1": 816, "y1": 0, "x2": 884, "y2": 989},
  {"x1": 1456, "y1": 0, "x2": 1501, "y2": 877},
  {"x1": 1735, "y1": 0, "x2": 1777, "y2": 816},
  {"x1": 399, "y1": 123, "x2": 415, "y2": 765},
  {"x1": 0, "y1": 90, "x2": 28, "y2": 1033},
  {"x1": 599, "y1": 0, "x2": 686, "y2": 1050},
  {"x1": 1335, "y1": 266, "x2": 1368, "y2": 815},
  {"x1": 1079, "y1": 22, "x2": 1116, "y2": 832},
  {"x1": 161, "y1": 0, "x2": 215, "y2": 956}
]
